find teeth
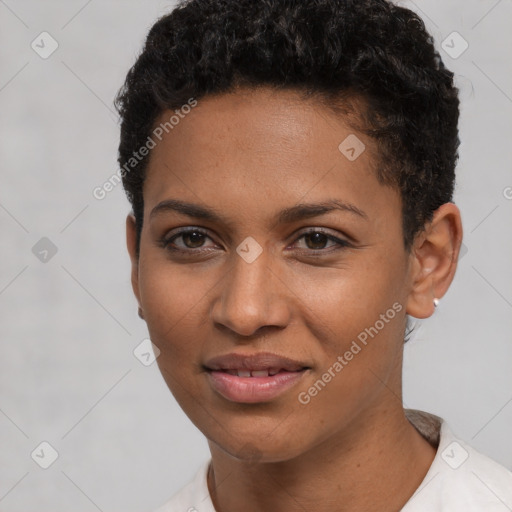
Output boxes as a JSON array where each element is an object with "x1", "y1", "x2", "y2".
[
  {"x1": 229, "y1": 369, "x2": 277, "y2": 377},
  {"x1": 221, "y1": 369, "x2": 290, "y2": 377},
  {"x1": 251, "y1": 370, "x2": 269, "y2": 377}
]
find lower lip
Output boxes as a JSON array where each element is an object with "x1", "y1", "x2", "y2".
[{"x1": 207, "y1": 369, "x2": 308, "y2": 403}]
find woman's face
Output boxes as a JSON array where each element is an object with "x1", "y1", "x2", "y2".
[{"x1": 127, "y1": 87, "x2": 419, "y2": 461}]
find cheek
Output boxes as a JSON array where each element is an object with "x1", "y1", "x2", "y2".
[
  {"x1": 291, "y1": 258, "x2": 404, "y2": 343},
  {"x1": 291, "y1": 266, "x2": 406, "y2": 408},
  {"x1": 138, "y1": 258, "x2": 217, "y2": 360},
  {"x1": 295, "y1": 285, "x2": 405, "y2": 432},
  {"x1": 139, "y1": 261, "x2": 212, "y2": 416}
]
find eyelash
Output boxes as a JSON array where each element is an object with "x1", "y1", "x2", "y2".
[{"x1": 158, "y1": 227, "x2": 352, "y2": 256}]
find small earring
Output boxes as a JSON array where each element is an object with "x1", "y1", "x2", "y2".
[
  {"x1": 138, "y1": 307, "x2": 145, "y2": 319},
  {"x1": 433, "y1": 298, "x2": 439, "y2": 308}
]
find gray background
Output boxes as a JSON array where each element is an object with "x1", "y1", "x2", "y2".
[{"x1": 0, "y1": 1, "x2": 511, "y2": 510}]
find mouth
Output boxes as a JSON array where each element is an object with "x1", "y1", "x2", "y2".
[
  {"x1": 215, "y1": 368, "x2": 299, "y2": 377},
  {"x1": 203, "y1": 352, "x2": 311, "y2": 403}
]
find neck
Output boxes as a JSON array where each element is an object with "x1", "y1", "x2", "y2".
[{"x1": 207, "y1": 403, "x2": 436, "y2": 512}]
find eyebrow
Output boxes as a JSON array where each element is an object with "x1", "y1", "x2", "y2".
[{"x1": 149, "y1": 198, "x2": 368, "y2": 225}]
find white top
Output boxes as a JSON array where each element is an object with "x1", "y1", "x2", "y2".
[{"x1": 153, "y1": 409, "x2": 512, "y2": 511}]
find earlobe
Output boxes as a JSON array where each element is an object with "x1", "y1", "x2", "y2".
[
  {"x1": 405, "y1": 203, "x2": 463, "y2": 319},
  {"x1": 126, "y1": 213, "x2": 143, "y2": 311}
]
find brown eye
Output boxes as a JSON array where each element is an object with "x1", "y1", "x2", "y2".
[
  {"x1": 180, "y1": 230, "x2": 207, "y2": 248},
  {"x1": 303, "y1": 232, "x2": 330, "y2": 250},
  {"x1": 161, "y1": 228, "x2": 217, "y2": 252},
  {"x1": 291, "y1": 229, "x2": 351, "y2": 253}
]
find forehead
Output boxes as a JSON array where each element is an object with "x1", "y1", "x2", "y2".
[{"x1": 142, "y1": 87, "x2": 401, "y2": 229}]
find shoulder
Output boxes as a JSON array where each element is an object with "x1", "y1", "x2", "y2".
[
  {"x1": 152, "y1": 459, "x2": 215, "y2": 512},
  {"x1": 403, "y1": 411, "x2": 512, "y2": 511}
]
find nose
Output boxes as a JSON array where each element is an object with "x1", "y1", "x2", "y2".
[{"x1": 210, "y1": 247, "x2": 291, "y2": 337}]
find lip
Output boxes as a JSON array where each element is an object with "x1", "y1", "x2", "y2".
[
  {"x1": 204, "y1": 352, "x2": 311, "y2": 403},
  {"x1": 204, "y1": 351, "x2": 309, "y2": 372}
]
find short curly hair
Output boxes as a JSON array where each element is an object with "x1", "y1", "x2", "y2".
[{"x1": 115, "y1": 0, "x2": 460, "y2": 261}]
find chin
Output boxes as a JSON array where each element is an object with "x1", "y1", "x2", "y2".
[{"x1": 208, "y1": 426, "x2": 312, "y2": 464}]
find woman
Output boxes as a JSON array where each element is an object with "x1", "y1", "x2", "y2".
[{"x1": 115, "y1": 0, "x2": 512, "y2": 510}]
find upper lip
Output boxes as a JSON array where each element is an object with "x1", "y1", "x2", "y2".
[{"x1": 204, "y1": 352, "x2": 309, "y2": 372}]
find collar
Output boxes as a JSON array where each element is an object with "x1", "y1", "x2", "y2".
[{"x1": 404, "y1": 408, "x2": 442, "y2": 447}]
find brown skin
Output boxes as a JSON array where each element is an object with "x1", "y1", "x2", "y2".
[{"x1": 126, "y1": 87, "x2": 463, "y2": 511}]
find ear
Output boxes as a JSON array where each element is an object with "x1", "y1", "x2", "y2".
[
  {"x1": 406, "y1": 202, "x2": 463, "y2": 319},
  {"x1": 126, "y1": 213, "x2": 142, "y2": 310}
]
